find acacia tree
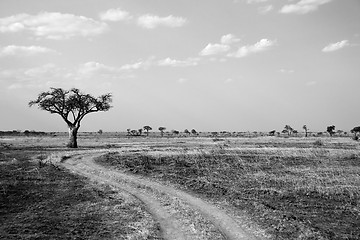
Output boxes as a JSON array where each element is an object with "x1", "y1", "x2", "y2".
[
  {"x1": 143, "y1": 126, "x2": 152, "y2": 136},
  {"x1": 29, "y1": 88, "x2": 112, "y2": 148},
  {"x1": 184, "y1": 129, "x2": 190, "y2": 136},
  {"x1": 327, "y1": 125, "x2": 335, "y2": 137},
  {"x1": 158, "y1": 127, "x2": 166, "y2": 137},
  {"x1": 350, "y1": 126, "x2": 360, "y2": 140},
  {"x1": 284, "y1": 125, "x2": 293, "y2": 136},
  {"x1": 303, "y1": 125, "x2": 308, "y2": 137},
  {"x1": 191, "y1": 128, "x2": 198, "y2": 135}
]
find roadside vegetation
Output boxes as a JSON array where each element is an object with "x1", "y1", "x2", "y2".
[
  {"x1": 96, "y1": 138, "x2": 360, "y2": 239},
  {"x1": 0, "y1": 148, "x2": 160, "y2": 239}
]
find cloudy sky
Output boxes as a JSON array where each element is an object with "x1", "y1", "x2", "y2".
[{"x1": 0, "y1": 0, "x2": 359, "y2": 133}]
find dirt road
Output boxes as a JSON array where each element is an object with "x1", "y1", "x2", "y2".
[{"x1": 57, "y1": 151, "x2": 263, "y2": 240}]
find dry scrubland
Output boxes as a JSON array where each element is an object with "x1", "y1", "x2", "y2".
[{"x1": 1, "y1": 134, "x2": 360, "y2": 239}]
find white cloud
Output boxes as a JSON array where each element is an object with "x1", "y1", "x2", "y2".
[
  {"x1": 220, "y1": 34, "x2": 241, "y2": 45},
  {"x1": 200, "y1": 34, "x2": 241, "y2": 56},
  {"x1": 306, "y1": 81, "x2": 317, "y2": 86},
  {"x1": 225, "y1": 78, "x2": 234, "y2": 83},
  {"x1": 279, "y1": 69, "x2": 295, "y2": 74},
  {"x1": 178, "y1": 78, "x2": 188, "y2": 83},
  {"x1": 258, "y1": 5, "x2": 274, "y2": 14},
  {"x1": 200, "y1": 43, "x2": 230, "y2": 56},
  {"x1": 99, "y1": 8, "x2": 132, "y2": 22},
  {"x1": 78, "y1": 61, "x2": 120, "y2": 76},
  {"x1": 0, "y1": 12, "x2": 108, "y2": 39},
  {"x1": 0, "y1": 64, "x2": 68, "y2": 89},
  {"x1": 280, "y1": 0, "x2": 332, "y2": 14},
  {"x1": 0, "y1": 45, "x2": 59, "y2": 56},
  {"x1": 158, "y1": 57, "x2": 199, "y2": 67},
  {"x1": 322, "y1": 40, "x2": 349, "y2": 52},
  {"x1": 228, "y1": 39, "x2": 276, "y2": 58},
  {"x1": 247, "y1": 0, "x2": 269, "y2": 3},
  {"x1": 137, "y1": 14, "x2": 187, "y2": 29},
  {"x1": 120, "y1": 60, "x2": 152, "y2": 71}
]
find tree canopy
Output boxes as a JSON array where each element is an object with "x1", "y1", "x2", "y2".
[
  {"x1": 29, "y1": 87, "x2": 112, "y2": 147},
  {"x1": 29, "y1": 88, "x2": 112, "y2": 127}
]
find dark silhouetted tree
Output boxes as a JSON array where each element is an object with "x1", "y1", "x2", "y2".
[
  {"x1": 351, "y1": 126, "x2": 360, "y2": 140},
  {"x1": 191, "y1": 129, "x2": 197, "y2": 135},
  {"x1": 284, "y1": 125, "x2": 293, "y2": 136},
  {"x1": 29, "y1": 88, "x2": 112, "y2": 148},
  {"x1": 327, "y1": 125, "x2": 335, "y2": 137},
  {"x1": 184, "y1": 129, "x2": 190, "y2": 136},
  {"x1": 303, "y1": 125, "x2": 308, "y2": 137},
  {"x1": 143, "y1": 126, "x2": 152, "y2": 136},
  {"x1": 159, "y1": 127, "x2": 166, "y2": 137},
  {"x1": 269, "y1": 130, "x2": 276, "y2": 136}
]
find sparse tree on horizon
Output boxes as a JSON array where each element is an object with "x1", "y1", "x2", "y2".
[
  {"x1": 284, "y1": 125, "x2": 293, "y2": 136},
  {"x1": 172, "y1": 130, "x2": 180, "y2": 136},
  {"x1": 350, "y1": 126, "x2": 360, "y2": 140},
  {"x1": 327, "y1": 125, "x2": 336, "y2": 137},
  {"x1": 29, "y1": 87, "x2": 112, "y2": 148},
  {"x1": 184, "y1": 129, "x2": 190, "y2": 136},
  {"x1": 159, "y1": 127, "x2": 166, "y2": 137},
  {"x1": 269, "y1": 130, "x2": 276, "y2": 136},
  {"x1": 191, "y1": 128, "x2": 197, "y2": 135},
  {"x1": 143, "y1": 126, "x2": 152, "y2": 136},
  {"x1": 303, "y1": 125, "x2": 308, "y2": 137}
]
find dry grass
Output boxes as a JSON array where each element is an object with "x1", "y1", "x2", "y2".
[
  {"x1": 0, "y1": 149, "x2": 161, "y2": 240},
  {"x1": 96, "y1": 137, "x2": 360, "y2": 239}
]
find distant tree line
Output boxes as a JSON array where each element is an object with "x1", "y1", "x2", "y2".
[
  {"x1": 126, "y1": 126, "x2": 199, "y2": 137},
  {"x1": 0, "y1": 130, "x2": 47, "y2": 136}
]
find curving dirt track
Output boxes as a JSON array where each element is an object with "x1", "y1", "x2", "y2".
[{"x1": 57, "y1": 151, "x2": 263, "y2": 240}]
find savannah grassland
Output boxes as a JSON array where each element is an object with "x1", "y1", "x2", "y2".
[{"x1": 1, "y1": 133, "x2": 360, "y2": 239}]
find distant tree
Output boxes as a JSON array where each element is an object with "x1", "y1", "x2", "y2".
[
  {"x1": 293, "y1": 130, "x2": 298, "y2": 136},
  {"x1": 303, "y1": 125, "x2": 308, "y2": 137},
  {"x1": 172, "y1": 130, "x2": 179, "y2": 136},
  {"x1": 29, "y1": 87, "x2": 112, "y2": 148},
  {"x1": 284, "y1": 125, "x2": 293, "y2": 136},
  {"x1": 138, "y1": 129, "x2": 143, "y2": 135},
  {"x1": 269, "y1": 130, "x2": 276, "y2": 136},
  {"x1": 143, "y1": 126, "x2": 152, "y2": 136},
  {"x1": 191, "y1": 129, "x2": 197, "y2": 135},
  {"x1": 126, "y1": 128, "x2": 131, "y2": 136},
  {"x1": 351, "y1": 126, "x2": 360, "y2": 140},
  {"x1": 184, "y1": 129, "x2": 190, "y2": 136},
  {"x1": 98, "y1": 129, "x2": 103, "y2": 135},
  {"x1": 336, "y1": 130, "x2": 343, "y2": 136},
  {"x1": 211, "y1": 132, "x2": 218, "y2": 136},
  {"x1": 159, "y1": 127, "x2": 166, "y2": 137},
  {"x1": 327, "y1": 125, "x2": 335, "y2": 137},
  {"x1": 130, "y1": 129, "x2": 138, "y2": 136},
  {"x1": 24, "y1": 130, "x2": 30, "y2": 136}
]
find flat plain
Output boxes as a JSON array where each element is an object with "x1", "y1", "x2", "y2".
[{"x1": 1, "y1": 133, "x2": 359, "y2": 239}]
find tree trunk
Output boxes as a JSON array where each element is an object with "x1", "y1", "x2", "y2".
[{"x1": 67, "y1": 125, "x2": 79, "y2": 148}]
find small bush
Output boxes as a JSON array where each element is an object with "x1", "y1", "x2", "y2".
[{"x1": 313, "y1": 139, "x2": 324, "y2": 146}]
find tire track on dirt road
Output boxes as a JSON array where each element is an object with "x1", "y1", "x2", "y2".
[{"x1": 60, "y1": 151, "x2": 262, "y2": 240}]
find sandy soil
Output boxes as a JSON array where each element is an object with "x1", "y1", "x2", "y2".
[{"x1": 52, "y1": 150, "x2": 263, "y2": 240}]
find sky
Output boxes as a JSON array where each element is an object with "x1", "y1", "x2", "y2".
[{"x1": 0, "y1": 0, "x2": 359, "y2": 133}]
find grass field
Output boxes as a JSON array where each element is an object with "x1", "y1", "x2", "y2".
[
  {"x1": 95, "y1": 136, "x2": 360, "y2": 240},
  {"x1": 0, "y1": 144, "x2": 160, "y2": 239},
  {"x1": 1, "y1": 134, "x2": 359, "y2": 239}
]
